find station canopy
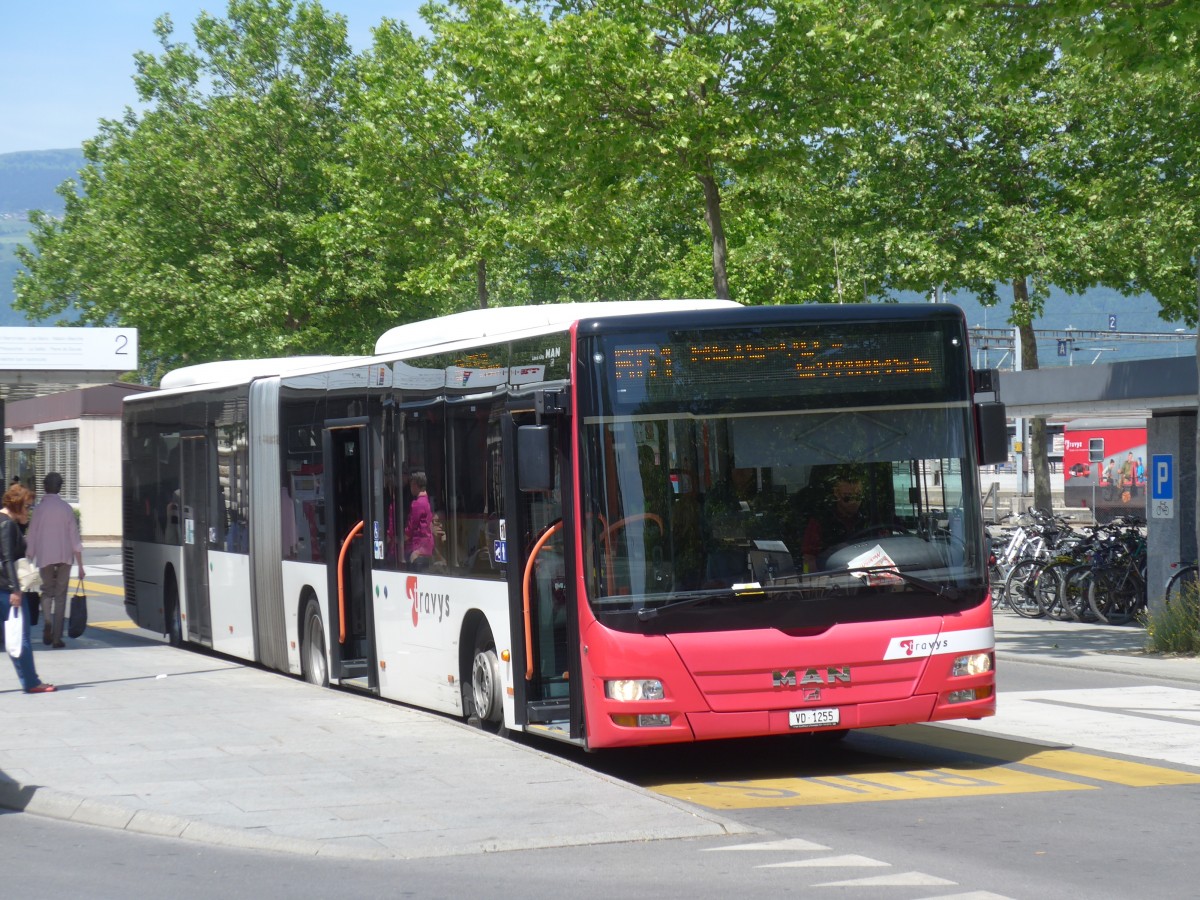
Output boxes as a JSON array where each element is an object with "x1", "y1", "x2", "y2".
[{"x1": 0, "y1": 326, "x2": 139, "y2": 401}]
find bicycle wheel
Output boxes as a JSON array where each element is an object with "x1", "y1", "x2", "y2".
[
  {"x1": 1003, "y1": 559, "x2": 1047, "y2": 618},
  {"x1": 1165, "y1": 565, "x2": 1200, "y2": 608},
  {"x1": 1059, "y1": 564, "x2": 1095, "y2": 622},
  {"x1": 1088, "y1": 569, "x2": 1142, "y2": 625},
  {"x1": 1035, "y1": 560, "x2": 1074, "y2": 621}
]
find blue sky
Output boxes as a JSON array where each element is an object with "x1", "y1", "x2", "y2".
[{"x1": 0, "y1": 1, "x2": 428, "y2": 155}]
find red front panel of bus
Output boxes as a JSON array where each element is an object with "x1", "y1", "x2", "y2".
[{"x1": 578, "y1": 604, "x2": 995, "y2": 749}]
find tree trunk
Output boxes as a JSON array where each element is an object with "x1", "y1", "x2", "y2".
[
  {"x1": 476, "y1": 257, "x2": 489, "y2": 310},
  {"x1": 1012, "y1": 276, "x2": 1053, "y2": 513},
  {"x1": 697, "y1": 171, "x2": 731, "y2": 301}
]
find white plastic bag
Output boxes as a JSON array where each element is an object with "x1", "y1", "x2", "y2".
[
  {"x1": 17, "y1": 558, "x2": 41, "y2": 592},
  {"x1": 6, "y1": 605, "x2": 23, "y2": 659}
]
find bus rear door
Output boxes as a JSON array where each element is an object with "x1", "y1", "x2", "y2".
[{"x1": 178, "y1": 431, "x2": 214, "y2": 645}]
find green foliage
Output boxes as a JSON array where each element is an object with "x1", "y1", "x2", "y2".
[
  {"x1": 1142, "y1": 586, "x2": 1200, "y2": 655},
  {"x1": 7, "y1": 0, "x2": 1200, "y2": 379}
]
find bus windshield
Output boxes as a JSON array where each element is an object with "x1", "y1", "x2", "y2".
[{"x1": 578, "y1": 320, "x2": 986, "y2": 627}]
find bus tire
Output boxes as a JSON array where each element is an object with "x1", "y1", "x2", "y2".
[
  {"x1": 165, "y1": 575, "x2": 184, "y2": 648},
  {"x1": 469, "y1": 623, "x2": 503, "y2": 730},
  {"x1": 302, "y1": 598, "x2": 329, "y2": 687}
]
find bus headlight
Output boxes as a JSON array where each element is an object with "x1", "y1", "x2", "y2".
[
  {"x1": 605, "y1": 679, "x2": 664, "y2": 702},
  {"x1": 951, "y1": 653, "x2": 992, "y2": 677}
]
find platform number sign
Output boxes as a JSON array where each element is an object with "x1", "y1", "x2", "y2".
[
  {"x1": 1108, "y1": 314, "x2": 1118, "y2": 331},
  {"x1": 1151, "y1": 454, "x2": 1173, "y2": 519}
]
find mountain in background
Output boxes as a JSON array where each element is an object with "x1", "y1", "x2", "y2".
[
  {"x1": 0, "y1": 149, "x2": 1191, "y2": 358},
  {"x1": 0, "y1": 148, "x2": 85, "y2": 326}
]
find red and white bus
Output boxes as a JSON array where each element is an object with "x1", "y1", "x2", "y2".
[
  {"x1": 122, "y1": 301, "x2": 1005, "y2": 748},
  {"x1": 1062, "y1": 418, "x2": 1148, "y2": 522}
]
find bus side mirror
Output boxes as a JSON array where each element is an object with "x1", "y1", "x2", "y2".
[
  {"x1": 975, "y1": 401, "x2": 1008, "y2": 465},
  {"x1": 518, "y1": 425, "x2": 554, "y2": 492}
]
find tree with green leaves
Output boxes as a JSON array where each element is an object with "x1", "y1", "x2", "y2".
[
  {"x1": 15, "y1": 0, "x2": 378, "y2": 367},
  {"x1": 427, "y1": 0, "x2": 900, "y2": 302}
]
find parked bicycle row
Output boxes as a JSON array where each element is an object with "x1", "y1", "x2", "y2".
[{"x1": 988, "y1": 508, "x2": 1153, "y2": 625}]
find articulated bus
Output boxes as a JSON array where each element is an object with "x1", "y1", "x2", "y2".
[{"x1": 122, "y1": 301, "x2": 1007, "y2": 749}]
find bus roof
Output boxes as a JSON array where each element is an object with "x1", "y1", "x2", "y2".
[
  {"x1": 158, "y1": 356, "x2": 361, "y2": 391},
  {"x1": 373, "y1": 300, "x2": 740, "y2": 356}
]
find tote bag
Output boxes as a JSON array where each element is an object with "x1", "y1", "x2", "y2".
[
  {"x1": 5, "y1": 605, "x2": 23, "y2": 658},
  {"x1": 68, "y1": 579, "x2": 88, "y2": 639}
]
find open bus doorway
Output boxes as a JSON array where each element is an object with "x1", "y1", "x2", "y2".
[
  {"x1": 323, "y1": 421, "x2": 376, "y2": 691},
  {"x1": 506, "y1": 408, "x2": 580, "y2": 742}
]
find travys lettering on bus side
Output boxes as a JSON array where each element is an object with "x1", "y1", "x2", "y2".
[{"x1": 407, "y1": 576, "x2": 451, "y2": 626}]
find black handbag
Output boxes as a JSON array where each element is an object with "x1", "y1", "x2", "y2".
[{"x1": 68, "y1": 578, "x2": 88, "y2": 639}]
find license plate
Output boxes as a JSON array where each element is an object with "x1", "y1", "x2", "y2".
[{"x1": 788, "y1": 707, "x2": 840, "y2": 729}]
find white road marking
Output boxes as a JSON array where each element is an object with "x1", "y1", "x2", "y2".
[
  {"x1": 814, "y1": 871, "x2": 956, "y2": 887},
  {"x1": 757, "y1": 854, "x2": 889, "y2": 868},
  {"x1": 704, "y1": 838, "x2": 831, "y2": 852}
]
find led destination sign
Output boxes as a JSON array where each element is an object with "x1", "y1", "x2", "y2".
[{"x1": 608, "y1": 328, "x2": 947, "y2": 406}]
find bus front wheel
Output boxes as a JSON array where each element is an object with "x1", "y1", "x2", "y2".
[
  {"x1": 469, "y1": 623, "x2": 503, "y2": 730},
  {"x1": 302, "y1": 598, "x2": 329, "y2": 687}
]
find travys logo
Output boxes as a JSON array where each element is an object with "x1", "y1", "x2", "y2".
[
  {"x1": 883, "y1": 627, "x2": 994, "y2": 660},
  {"x1": 899, "y1": 637, "x2": 947, "y2": 656},
  {"x1": 408, "y1": 575, "x2": 451, "y2": 626}
]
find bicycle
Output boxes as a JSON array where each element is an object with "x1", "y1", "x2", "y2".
[
  {"x1": 1086, "y1": 518, "x2": 1147, "y2": 625},
  {"x1": 1164, "y1": 561, "x2": 1199, "y2": 608}
]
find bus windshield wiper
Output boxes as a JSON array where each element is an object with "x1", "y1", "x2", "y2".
[
  {"x1": 843, "y1": 566, "x2": 961, "y2": 601},
  {"x1": 635, "y1": 589, "x2": 745, "y2": 621}
]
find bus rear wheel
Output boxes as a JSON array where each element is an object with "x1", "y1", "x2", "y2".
[
  {"x1": 469, "y1": 623, "x2": 503, "y2": 730},
  {"x1": 302, "y1": 598, "x2": 329, "y2": 687}
]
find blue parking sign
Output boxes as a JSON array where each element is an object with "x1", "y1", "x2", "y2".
[{"x1": 1152, "y1": 454, "x2": 1173, "y2": 500}]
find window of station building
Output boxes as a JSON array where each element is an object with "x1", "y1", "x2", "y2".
[{"x1": 37, "y1": 428, "x2": 79, "y2": 502}]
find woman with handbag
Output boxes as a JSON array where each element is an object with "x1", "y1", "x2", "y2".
[{"x1": 0, "y1": 484, "x2": 55, "y2": 693}]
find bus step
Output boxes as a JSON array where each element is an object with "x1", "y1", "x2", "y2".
[
  {"x1": 338, "y1": 675, "x2": 375, "y2": 694},
  {"x1": 525, "y1": 722, "x2": 582, "y2": 747},
  {"x1": 527, "y1": 699, "x2": 570, "y2": 723},
  {"x1": 338, "y1": 659, "x2": 371, "y2": 679}
]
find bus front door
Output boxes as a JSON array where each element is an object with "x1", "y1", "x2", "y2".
[
  {"x1": 505, "y1": 409, "x2": 583, "y2": 744},
  {"x1": 322, "y1": 421, "x2": 377, "y2": 691},
  {"x1": 178, "y1": 433, "x2": 213, "y2": 645}
]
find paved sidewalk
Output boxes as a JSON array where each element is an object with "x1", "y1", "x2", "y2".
[
  {"x1": 0, "y1": 641, "x2": 747, "y2": 859},
  {"x1": 1, "y1": 608, "x2": 1197, "y2": 859},
  {"x1": 993, "y1": 609, "x2": 1200, "y2": 683}
]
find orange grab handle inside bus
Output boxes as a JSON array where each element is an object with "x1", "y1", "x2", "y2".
[
  {"x1": 522, "y1": 520, "x2": 564, "y2": 681},
  {"x1": 338, "y1": 520, "x2": 365, "y2": 644},
  {"x1": 601, "y1": 513, "x2": 664, "y2": 589}
]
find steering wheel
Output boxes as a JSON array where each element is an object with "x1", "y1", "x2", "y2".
[{"x1": 841, "y1": 522, "x2": 911, "y2": 544}]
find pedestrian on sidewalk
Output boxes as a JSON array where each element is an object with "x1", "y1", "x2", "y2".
[
  {"x1": 0, "y1": 484, "x2": 56, "y2": 693},
  {"x1": 25, "y1": 472, "x2": 84, "y2": 649}
]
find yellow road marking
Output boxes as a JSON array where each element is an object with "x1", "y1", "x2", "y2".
[
  {"x1": 881, "y1": 723, "x2": 1200, "y2": 787},
  {"x1": 79, "y1": 580, "x2": 125, "y2": 597},
  {"x1": 647, "y1": 723, "x2": 1200, "y2": 809},
  {"x1": 91, "y1": 620, "x2": 140, "y2": 630},
  {"x1": 651, "y1": 768, "x2": 1092, "y2": 809}
]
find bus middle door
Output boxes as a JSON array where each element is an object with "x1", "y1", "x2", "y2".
[{"x1": 322, "y1": 420, "x2": 377, "y2": 691}]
